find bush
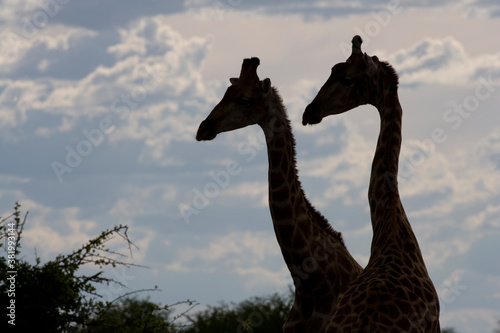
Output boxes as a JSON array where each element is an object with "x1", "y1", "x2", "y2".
[
  {"x1": 183, "y1": 291, "x2": 293, "y2": 333},
  {"x1": 0, "y1": 202, "x2": 184, "y2": 332}
]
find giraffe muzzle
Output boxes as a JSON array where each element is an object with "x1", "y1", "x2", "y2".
[
  {"x1": 302, "y1": 102, "x2": 323, "y2": 125},
  {"x1": 196, "y1": 119, "x2": 217, "y2": 141}
]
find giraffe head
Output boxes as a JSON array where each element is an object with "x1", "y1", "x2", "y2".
[
  {"x1": 302, "y1": 35, "x2": 397, "y2": 125},
  {"x1": 196, "y1": 57, "x2": 272, "y2": 141}
]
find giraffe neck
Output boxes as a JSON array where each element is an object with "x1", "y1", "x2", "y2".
[
  {"x1": 364, "y1": 82, "x2": 440, "y2": 328},
  {"x1": 258, "y1": 88, "x2": 341, "y2": 265},
  {"x1": 368, "y1": 89, "x2": 402, "y2": 207},
  {"x1": 367, "y1": 86, "x2": 420, "y2": 260},
  {"x1": 260, "y1": 89, "x2": 363, "y2": 331},
  {"x1": 259, "y1": 89, "x2": 307, "y2": 251}
]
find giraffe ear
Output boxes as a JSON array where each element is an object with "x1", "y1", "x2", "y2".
[
  {"x1": 230, "y1": 77, "x2": 238, "y2": 85},
  {"x1": 262, "y1": 78, "x2": 271, "y2": 94},
  {"x1": 364, "y1": 53, "x2": 377, "y2": 76}
]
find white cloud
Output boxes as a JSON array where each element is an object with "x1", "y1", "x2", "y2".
[
  {"x1": 0, "y1": 15, "x2": 215, "y2": 169},
  {"x1": 476, "y1": 126, "x2": 500, "y2": 168},
  {"x1": 220, "y1": 181, "x2": 268, "y2": 207},
  {"x1": 235, "y1": 266, "x2": 289, "y2": 289},
  {"x1": 464, "y1": 204, "x2": 500, "y2": 231},
  {"x1": 109, "y1": 184, "x2": 178, "y2": 221},
  {"x1": 20, "y1": 203, "x2": 98, "y2": 260},
  {"x1": 299, "y1": 119, "x2": 373, "y2": 207},
  {"x1": 165, "y1": 231, "x2": 281, "y2": 272},
  {"x1": 382, "y1": 36, "x2": 500, "y2": 85},
  {"x1": 440, "y1": 308, "x2": 499, "y2": 333},
  {"x1": 1, "y1": 25, "x2": 97, "y2": 74},
  {"x1": 400, "y1": 133, "x2": 500, "y2": 220},
  {"x1": 164, "y1": 231, "x2": 288, "y2": 290}
]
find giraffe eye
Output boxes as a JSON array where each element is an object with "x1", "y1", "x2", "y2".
[
  {"x1": 236, "y1": 97, "x2": 252, "y2": 106},
  {"x1": 339, "y1": 76, "x2": 355, "y2": 86}
]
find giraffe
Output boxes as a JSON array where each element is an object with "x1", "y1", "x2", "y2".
[
  {"x1": 302, "y1": 36, "x2": 440, "y2": 332},
  {"x1": 196, "y1": 57, "x2": 363, "y2": 332}
]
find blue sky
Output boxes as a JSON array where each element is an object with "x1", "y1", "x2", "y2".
[{"x1": 1, "y1": 0, "x2": 500, "y2": 331}]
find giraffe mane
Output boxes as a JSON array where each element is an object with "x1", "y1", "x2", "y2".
[
  {"x1": 271, "y1": 86, "x2": 346, "y2": 245},
  {"x1": 380, "y1": 60, "x2": 399, "y2": 87},
  {"x1": 304, "y1": 196, "x2": 345, "y2": 244}
]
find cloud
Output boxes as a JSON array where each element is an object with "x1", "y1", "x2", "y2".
[
  {"x1": 11, "y1": 1, "x2": 186, "y2": 31},
  {"x1": 464, "y1": 0, "x2": 500, "y2": 18},
  {"x1": 464, "y1": 204, "x2": 500, "y2": 231},
  {"x1": 299, "y1": 118, "x2": 373, "y2": 207},
  {"x1": 109, "y1": 184, "x2": 178, "y2": 220},
  {"x1": 163, "y1": 231, "x2": 288, "y2": 291},
  {"x1": 219, "y1": 181, "x2": 268, "y2": 207},
  {"x1": 235, "y1": 266, "x2": 289, "y2": 289},
  {"x1": 165, "y1": 231, "x2": 281, "y2": 272},
  {"x1": 17, "y1": 201, "x2": 98, "y2": 261},
  {"x1": 440, "y1": 308, "x2": 499, "y2": 333},
  {"x1": 0, "y1": 15, "x2": 214, "y2": 174},
  {"x1": 476, "y1": 126, "x2": 500, "y2": 169},
  {"x1": 399, "y1": 128, "x2": 500, "y2": 220},
  {"x1": 381, "y1": 37, "x2": 500, "y2": 86},
  {"x1": 184, "y1": 0, "x2": 426, "y2": 21}
]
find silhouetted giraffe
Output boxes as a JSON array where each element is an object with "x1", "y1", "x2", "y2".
[
  {"x1": 196, "y1": 57, "x2": 363, "y2": 332},
  {"x1": 303, "y1": 36, "x2": 440, "y2": 332}
]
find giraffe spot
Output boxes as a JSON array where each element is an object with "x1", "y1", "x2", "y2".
[
  {"x1": 277, "y1": 223, "x2": 295, "y2": 243},
  {"x1": 379, "y1": 312, "x2": 393, "y2": 326},
  {"x1": 387, "y1": 303, "x2": 400, "y2": 319},
  {"x1": 338, "y1": 303, "x2": 352, "y2": 316},
  {"x1": 394, "y1": 298, "x2": 412, "y2": 314},
  {"x1": 366, "y1": 295, "x2": 377, "y2": 305},
  {"x1": 396, "y1": 316, "x2": 411, "y2": 330},
  {"x1": 270, "y1": 149, "x2": 283, "y2": 166},
  {"x1": 387, "y1": 275, "x2": 398, "y2": 286},
  {"x1": 272, "y1": 205, "x2": 292, "y2": 222},
  {"x1": 394, "y1": 258, "x2": 403, "y2": 267},
  {"x1": 365, "y1": 306, "x2": 375, "y2": 316},
  {"x1": 270, "y1": 171, "x2": 286, "y2": 189},
  {"x1": 293, "y1": 232, "x2": 307, "y2": 250}
]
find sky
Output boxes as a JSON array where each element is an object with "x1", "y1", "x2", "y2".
[{"x1": 1, "y1": 0, "x2": 500, "y2": 331}]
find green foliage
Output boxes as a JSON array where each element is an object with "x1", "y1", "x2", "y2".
[
  {"x1": 82, "y1": 297, "x2": 172, "y2": 332},
  {"x1": 0, "y1": 202, "x2": 163, "y2": 332},
  {"x1": 81, "y1": 294, "x2": 197, "y2": 332},
  {"x1": 0, "y1": 202, "x2": 294, "y2": 332},
  {"x1": 183, "y1": 291, "x2": 293, "y2": 333}
]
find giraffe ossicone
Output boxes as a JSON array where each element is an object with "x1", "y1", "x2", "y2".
[
  {"x1": 303, "y1": 36, "x2": 441, "y2": 332},
  {"x1": 196, "y1": 57, "x2": 362, "y2": 332}
]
